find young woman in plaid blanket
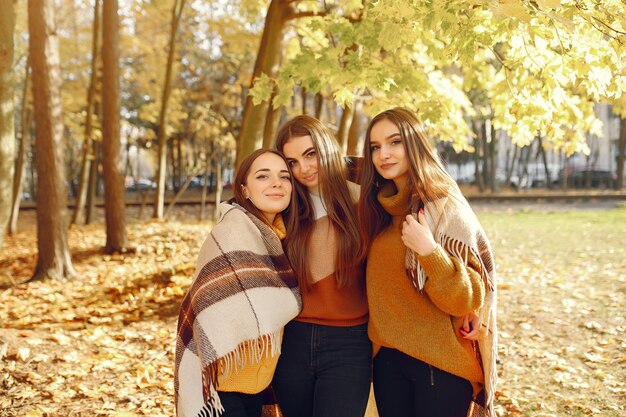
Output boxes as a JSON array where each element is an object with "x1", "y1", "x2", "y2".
[
  {"x1": 358, "y1": 108, "x2": 497, "y2": 417},
  {"x1": 272, "y1": 115, "x2": 372, "y2": 417},
  {"x1": 175, "y1": 149, "x2": 302, "y2": 417}
]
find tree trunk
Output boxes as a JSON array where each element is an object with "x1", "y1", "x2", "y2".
[
  {"x1": 505, "y1": 145, "x2": 518, "y2": 188},
  {"x1": 472, "y1": 120, "x2": 484, "y2": 192},
  {"x1": 537, "y1": 134, "x2": 552, "y2": 189},
  {"x1": 0, "y1": 1, "x2": 16, "y2": 246},
  {"x1": 301, "y1": 87, "x2": 307, "y2": 115},
  {"x1": 489, "y1": 121, "x2": 498, "y2": 192},
  {"x1": 199, "y1": 139, "x2": 210, "y2": 221},
  {"x1": 86, "y1": 139, "x2": 99, "y2": 224},
  {"x1": 616, "y1": 117, "x2": 625, "y2": 190},
  {"x1": 337, "y1": 105, "x2": 353, "y2": 155},
  {"x1": 213, "y1": 148, "x2": 223, "y2": 222},
  {"x1": 153, "y1": 0, "x2": 186, "y2": 219},
  {"x1": 101, "y1": 0, "x2": 127, "y2": 253},
  {"x1": 28, "y1": 0, "x2": 76, "y2": 280},
  {"x1": 9, "y1": 61, "x2": 31, "y2": 235},
  {"x1": 73, "y1": 0, "x2": 100, "y2": 225},
  {"x1": 236, "y1": 0, "x2": 292, "y2": 168},
  {"x1": 314, "y1": 93, "x2": 323, "y2": 120},
  {"x1": 263, "y1": 91, "x2": 281, "y2": 148},
  {"x1": 346, "y1": 101, "x2": 362, "y2": 156}
]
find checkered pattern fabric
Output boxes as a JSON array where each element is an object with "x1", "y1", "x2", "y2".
[{"x1": 174, "y1": 203, "x2": 301, "y2": 417}]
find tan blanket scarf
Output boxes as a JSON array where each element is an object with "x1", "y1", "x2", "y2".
[
  {"x1": 406, "y1": 186, "x2": 497, "y2": 417},
  {"x1": 174, "y1": 203, "x2": 301, "y2": 417}
]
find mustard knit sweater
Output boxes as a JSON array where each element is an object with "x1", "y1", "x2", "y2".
[
  {"x1": 217, "y1": 215, "x2": 287, "y2": 394},
  {"x1": 367, "y1": 183, "x2": 485, "y2": 390}
]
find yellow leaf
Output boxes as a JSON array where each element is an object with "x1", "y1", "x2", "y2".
[
  {"x1": 536, "y1": 0, "x2": 560, "y2": 9},
  {"x1": 17, "y1": 347, "x2": 30, "y2": 361},
  {"x1": 25, "y1": 409, "x2": 43, "y2": 417}
]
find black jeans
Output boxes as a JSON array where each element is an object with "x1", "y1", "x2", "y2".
[
  {"x1": 273, "y1": 321, "x2": 372, "y2": 417},
  {"x1": 218, "y1": 391, "x2": 263, "y2": 417},
  {"x1": 373, "y1": 347, "x2": 473, "y2": 417}
]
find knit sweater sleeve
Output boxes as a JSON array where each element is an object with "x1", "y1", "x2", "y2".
[{"x1": 418, "y1": 245, "x2": 484, "y2": 317}]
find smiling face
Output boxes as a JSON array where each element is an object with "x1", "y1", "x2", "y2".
[
  {"x1": 369, "y1": 118, "x2": 409, "y2": 189},
  {"x1": 281, "y1": 135, "x2": 320, "y2": 192},
  {"x1": 241, "y1": 152, "x2": 292, "y2": 223}
]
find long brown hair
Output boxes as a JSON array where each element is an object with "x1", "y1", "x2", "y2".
[
  {"x1": 275, "y1": 115, "x2": 362, "y2": 290},
  {"x1": 232, "y1": 149, "x2": 295, "y2": 225},
  {"x1": 358, "y1": 107, "x2": 454, "y2": 260}
]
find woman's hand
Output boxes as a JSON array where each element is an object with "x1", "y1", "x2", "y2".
[
  {"x1": 459, "y1": 311, "x2": 480, "y2": 340},
  {"x1": 401, "y1": 209, "x2": 437, "y2": 256}
]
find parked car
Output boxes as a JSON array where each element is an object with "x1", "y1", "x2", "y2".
[
  {"x1": 125, "y1": 179, "x2": 156, "y2": 192},
  {"x1": 563, "y1": 169, "x2": 616, "y2": 189}
]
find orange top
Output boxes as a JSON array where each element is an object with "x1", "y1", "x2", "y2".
[{"x1": 295, "y1": 186, "x2": 368, "y2": 327}]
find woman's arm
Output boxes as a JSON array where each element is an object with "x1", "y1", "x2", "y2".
[{"x1": 401, "y1": 212, "x2": 485, "y2": 317}]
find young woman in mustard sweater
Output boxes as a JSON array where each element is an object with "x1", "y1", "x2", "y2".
[
  {"x1": 272, "y1": 115, "x2": 371, "y2": 417},
  {"x1": 175, "y1": 150, "x2": 301, "y2": 417},
  {"x1": 358, "y1": 108, "x2": 498, "y2": 417}
]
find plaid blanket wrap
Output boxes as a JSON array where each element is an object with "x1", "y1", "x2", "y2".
[
  {"x1": 405, "y1": 186, "x2": 498, "y2": 417},
  {"x1": 175, "y1": 203, "x2": 301, "y2": 417}
]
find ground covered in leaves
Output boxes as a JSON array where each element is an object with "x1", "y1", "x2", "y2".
[{"x1": 1, "y1": 203, "x2": 625, "y2": 417}]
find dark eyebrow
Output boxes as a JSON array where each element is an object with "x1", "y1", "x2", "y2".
[
  {"x1": 302, "y1": 147, "x2": 315, "y2": 156},
  {"x1": 280, "y1": 169, "x2": 290, "y2": 174},
  {"x1": 386, "y1": 133, "x2": 401, "y2": 140}
]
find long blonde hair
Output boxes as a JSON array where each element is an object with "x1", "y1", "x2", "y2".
[
  {"x1": 276, "y1": 115, "x2": 362, "y2": 290},
  {"x1": 358, "y1": 107, "x2": 455, "y2": 260}
]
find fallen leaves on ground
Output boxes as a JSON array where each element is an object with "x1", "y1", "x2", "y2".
[{"x1": 1, "y1": 206, "x2": 625, "y2": 416}]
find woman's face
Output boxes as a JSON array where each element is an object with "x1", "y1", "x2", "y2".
[
  {"x1": 369, "y1": 118, "x2": 409, "y2": 187},
  {"x1": 241, "y1": 152, "x2": 292, "y2": 223},
  {"x1": 282, "y1": 135, "x2": 320, "y2": 192}
]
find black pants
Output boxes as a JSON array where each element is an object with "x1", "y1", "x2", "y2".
[
  {"x1": 373, "y1": 347, "x2": 472, "y2": 417},
  {"x1": 218, "y1": 391, "x2": 263, "y2": 417},
  {"x1": 273, "y1": 321, "x2": 372, "y2": 417}
]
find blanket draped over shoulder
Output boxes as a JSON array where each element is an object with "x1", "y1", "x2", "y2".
[
  {"x1": 405, "y1": 186, "x2": 498, "y2": 417},
  {"x1": 175, "y1": 203, "x2": 302, "y2": 417}
]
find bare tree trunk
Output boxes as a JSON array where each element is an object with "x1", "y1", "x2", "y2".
[
  {"x1": 263, "y1": 92, "x2": 281, "y2": 148},
  {"x1": 153, "y1": 0, "x2": 186, "y2": 219},
  {"x1": 561, "y1": 155, "x2": 570, "y2": 191},
  {"x1": 9, "y1": 59, "x2": 30, "y2": 235},
  {"x1": 346, "y1": 101, "x2": 362, "y2": 156},
  {"x1": 537, "y1": 134, "x2": 552, "y2": 189},
  {"x1": 314, "y1": 93, "x2": 323, "y2": 120},
  {"x1": 337, "y1": 105, "x2": 353, "y2": 155},
  {"x1": 0, "y1": 1, "x2": 16, "y2": 245},
  {"x1": 236, "y1": 0, "x2": 293, "y2": 167},
  {"x1": 73, "y1": 0, "x2": 100, "y2": 225},
  {"x1": 616, "y1": 117, "x2": 625, "y2": 190},
  {"x1": 28, "y1": 0, "x2": 76, "y2": 280},
  {"x1": 199, "y1": 139, "x2": 210, "y2": 221},
  {"x1": 505, "y1": 145, "x2": 518, "y2": 188},
  {"x1": 489, "y1": 122, "x2": 498, "y2": 192},
  {"x1": 86, "y1": 140, "x2": 99, "y2": 224},
  {"x1": 472, "y1": 120, "x2": 484, "y2": 192},
  {"x1": 301, "y1": 87, "x2": 307, "y2": 115},
  {"x1": 101, "y1": 0, "x2": 127, "y2": 253},
  {"x1": 213, "y1": 148, "x2": 223, "y2": 222}
]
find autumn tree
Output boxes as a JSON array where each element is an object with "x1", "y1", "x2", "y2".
[
  {"x1": 153, "y1": 0, "x2": 186, "y2": 219},
  {"x1": 73, "y1": 0, "x2": 101, "y2": 225},
  {"x1": 0, "y1": 0, "x2": 16, "y2": 246},
  {"x1": 101, "y1": 0, "x2": 127, "y2": 252},
  {"x1": 252, "y1": 1, "x2": 625, "y2": 161},
  {"x1": 9, "y1": 61, "x2": 30, "y2": 235},
  {"x1": 28, "y1": 0, "x2": 76, "y2": 280}
]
